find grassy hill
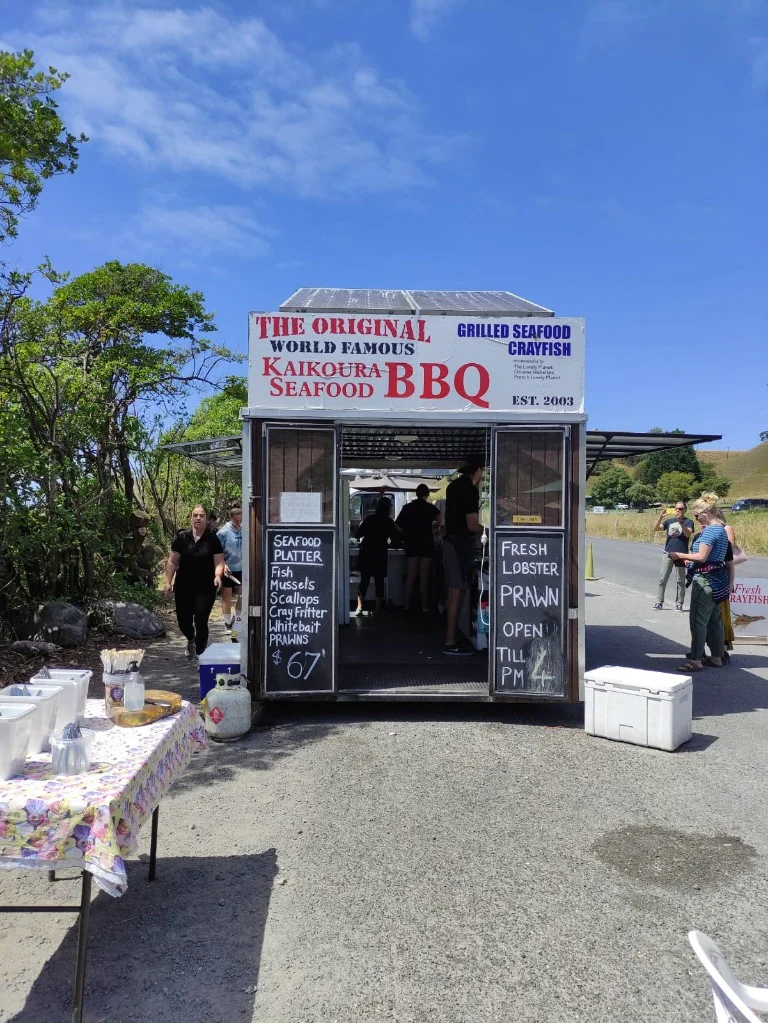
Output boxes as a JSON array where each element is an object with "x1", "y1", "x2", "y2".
[
  {"x1": 585, "y1": 443, "x2": 768, "y2": 500},
  {"x1": 698, "y1": 442, "x2": 768, "y2": 500}
]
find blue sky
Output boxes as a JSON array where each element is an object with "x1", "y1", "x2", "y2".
[{"x1": 3, "y1": 0, "x2": 767, "y2": 450}]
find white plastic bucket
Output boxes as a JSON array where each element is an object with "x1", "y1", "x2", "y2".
[
  {"x1": 0, "y1": 703, "x2": 37, "y2": 779},
  {"x1": 0, "y1": 684, "x2": 62, "y2": 753},
  {"x1": 30, "y1": 668, "x2": 90, "y2": 718}
]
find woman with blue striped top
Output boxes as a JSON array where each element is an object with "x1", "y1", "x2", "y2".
[{"x1": 670, "y1": 495, "x2": 730, "y2": 672}]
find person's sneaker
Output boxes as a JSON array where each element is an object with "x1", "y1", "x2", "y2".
[
  {"x1": 676, "y1": 603, "x2": 684, "y2": 611},
  {"x1": 653, "y1": 602, "x2": 663, "y2": 610},
  {"x1": 443, "y1": 642, "x2": 474, "y2": 656},
  {"x1": 185, "y1": 640, "x2": 195, "y2": 659}
]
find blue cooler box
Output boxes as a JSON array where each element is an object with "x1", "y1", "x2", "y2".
[{"x1": 198, "y1": 642, "x2": 241, "y2": 700}]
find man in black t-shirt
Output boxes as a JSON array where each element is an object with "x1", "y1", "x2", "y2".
[
  {"x1": 442, "y1": 459, "x2": 484, "y2": 655},
  {"x1": 653, "y1": 501, "x2": 694, "y2": 610},
  {"x1": 396, "y1": 484, "x2": 442, "y2": 612}
]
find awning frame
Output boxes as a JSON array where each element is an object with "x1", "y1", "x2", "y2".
[{"x1": 159, "y1": 428, "x2": 722, "y2": 478}]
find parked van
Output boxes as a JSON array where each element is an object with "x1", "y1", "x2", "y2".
[
  {"x1": 349, "y1": 489, "x2": 404, "y2": 533},
  {"x1": 731, "y1": 498, "x2": 768, "y2": 512}
]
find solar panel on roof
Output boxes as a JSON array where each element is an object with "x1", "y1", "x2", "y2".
[
  {"x1": 280, "y1": 288, "x2": 414, "y2": 312},
  {"x1": 409, "y1": 290, "x2": 553, "y2": 315},
  {"x1": 280, "y1": 287, "x2": 552, "y2": 315}
]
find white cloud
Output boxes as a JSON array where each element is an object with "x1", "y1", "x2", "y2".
[
  {"x1": 410, "y1": 0, "x2": 466, "y2": 40},
  {"x1": 12, "y1": 2, "x2": 459, "y2": 199},
  {"x1": 125, "y1": 198, "x2": 273, "y2": 261}
]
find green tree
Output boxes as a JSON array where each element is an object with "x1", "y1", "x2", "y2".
[
  {"x1": 656, "y1": 471, "x2": 697, "y2": 503},
  {"x1": 0, "y1": 262, "x2": 240, "y2": 602},
  {"x1": 625, "y1": 482, "x2": 657, "y2": 508},
  {"x1": 698, "y1": 461, "x2": 731, "y2": 499},
  {"x1": 635, "y1": 436, "x2": 701, "y2": 486},
  {"x1": 137, "y1": 376, "x2": 246, "y2": 536},
  {"x1": 0, "y1": 50, "x2": 87, "y2": 241},
  {"x1": 591, "y1": 466, "x2": 634, "y2": 507}
]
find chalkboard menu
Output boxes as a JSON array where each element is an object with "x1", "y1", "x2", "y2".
[
  {"x1": 264, "y1": 529, "x2": 335, "y2": 694},
  {"x1": 492, "y1": 532, "x2": 566, "y2": 696}
]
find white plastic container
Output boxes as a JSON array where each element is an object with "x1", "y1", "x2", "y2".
[
  {"x1": 198, "y1": 643, "x2": 241, "y2": 701},
  {"x1": 30, "y1": 668, "x2": 90, "y2": 719},
  {"x1": 0, "y1": 684, "x2": 62, "y2": 754},
  {"x1": 0, "y1": 703, "x2": 37, "y2": 779},
  {"x1": 584, "y1": 665, "x2": 693, "y2": 752},
  {"x1": 24, "y1": 680, "x2": 80, "y2": 731},
  {"x1": 205, "y1": 674, "x2": 251, "y2": 742}
]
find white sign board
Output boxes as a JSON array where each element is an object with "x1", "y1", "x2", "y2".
[
  {"x1": 729, "y1": 579, "x2": 768, "y2": 640},
  {"x1": 248, "y1": 313, "x2": 584, "y2": 420},
  {"x1": 279, "y1": 491, "x2": 323, "y2": 523},
  {"x1": 591, "y1": 506, "x2": 605, "y2": 515}
]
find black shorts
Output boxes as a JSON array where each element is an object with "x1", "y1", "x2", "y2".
[
  {"x1": 404, "y1": 544, "x2": 434, "y2": 560},
  {"x1": 221, "y1": 572, "x2": 242, "y2": 590},
  {"x1": 443, "y1": 536, "x2": 474, "y2": 590}
]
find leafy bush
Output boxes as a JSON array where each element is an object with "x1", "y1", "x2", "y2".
[
  {"x1": 656, "y1": 471, "x2": 697, "y2": 503},
  {"x1": 591, "y1": 466, "x2": 634, "y2": 507},
  {"x1": 85, "y1": 576, "x2": 160, "y2": 615}
]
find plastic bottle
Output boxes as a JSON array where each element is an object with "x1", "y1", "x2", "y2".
[{"x1": 123, "y1": 662, "x2": 145, "y2": 712}]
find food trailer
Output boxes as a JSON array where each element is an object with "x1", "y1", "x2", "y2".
[
  {"x1": 163, "y1": 287, "x2": 719, "y2": 705},
  {"x1": 243, "y1": 287, "x2": 586, "y2": 704}
]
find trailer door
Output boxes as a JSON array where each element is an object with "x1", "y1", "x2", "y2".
[
  {"x1": 262, "y1": 424, "x2": 338, "y2": 696},
  {"x1": 490, "y1": 426, "x2": 570, "y2": 698}
]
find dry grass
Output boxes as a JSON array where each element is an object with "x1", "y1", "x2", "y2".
[
  {"x1": 586, "y1": 509, "x2": 768, "y2": 556},
  {"x1": 585, "y1": 443, "x2": 768, "y2": 500},
  {"x1": 696, "y1": 443, "x2": 768, "y2": 499}
]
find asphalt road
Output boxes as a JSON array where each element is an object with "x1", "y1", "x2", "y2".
[
  {"x1": 3, "y1": 589, "x2": 768, "y2": 1022},
  {"x1": 586, "y1": 536, "x2": 768, "y2": 601}
]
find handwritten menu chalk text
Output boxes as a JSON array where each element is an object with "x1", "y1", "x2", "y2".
[
  {"x1": 492, "y1": 533, "x2": 566, "y2": 696},
  {"x1": 264, "y1": 529, "x2": 335, "y2": 694}
]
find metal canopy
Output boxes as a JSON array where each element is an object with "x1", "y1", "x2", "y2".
[
  {"x1": 279, "y1": 288, "x2": 553, "y2": 317},
  {"x1": 342, "y1": 425, "x2": 488, "y2": 469},
  {"x1": 585, "y1": 431, "x2": 721, "y2": 478},
  {"x1": 161, "y1": 429, "x2": 721, "y2": 476},
  {"x1": 159, "y1": 435, "x2": 242, "y2": 470}
]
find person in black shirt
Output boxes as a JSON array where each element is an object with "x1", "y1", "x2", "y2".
[
  {"x1": 443, "y1": 459, "x2": 484, "y2": 655},
  {"x1": 396, "y1": 484, "x2": 442, "y2": 612},
  {"x1": 653, "y1": 501, "x2": 694, "y2": 610},
  {"x1": 165, "y1": 504, "x2": 225, "y2": 658},
  {"x1": 354, "y1": 498, "x2": 401, "y2": 616}
]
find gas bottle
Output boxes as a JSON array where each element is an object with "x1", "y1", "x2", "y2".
[{"x1": 205, "y1": 673, "x2": 251, "y2": 742}]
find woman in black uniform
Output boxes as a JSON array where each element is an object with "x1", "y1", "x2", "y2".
[
  {"x1": 396, "y1": 484, "x2": 442, "y2": 612},
  {"x1": 354, "y1": 498, "x2": 401, "y2": 616},
  {"x1": 164, "y1": 504, "x2": 225, "y2": 658}
]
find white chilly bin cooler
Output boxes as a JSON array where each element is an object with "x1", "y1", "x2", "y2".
[
  {"x1": 0, "y1": 684, "x2": 62, "y2": 754},
  {"x1": 29, "y1": 669, "x2": 90, "y2": 720},
  {"x1": 0, "y1": 703, "x2": 37, "y2": 779},
  {"x1": 584, "y1": 665, "x2": 693, "y2": 752}
]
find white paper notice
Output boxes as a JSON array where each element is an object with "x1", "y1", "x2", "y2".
[{"x1": 280, "y1": 491, "x2": 323, "y2": 523}]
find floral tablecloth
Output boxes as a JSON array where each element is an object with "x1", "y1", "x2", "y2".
[{"x1": 0, "y1": 699, "x2": 206, "y2": 897}]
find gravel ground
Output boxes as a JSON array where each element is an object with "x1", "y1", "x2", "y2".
[{"x1": 1, "y1": 585, "x2": 768, "y2": 1023}]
